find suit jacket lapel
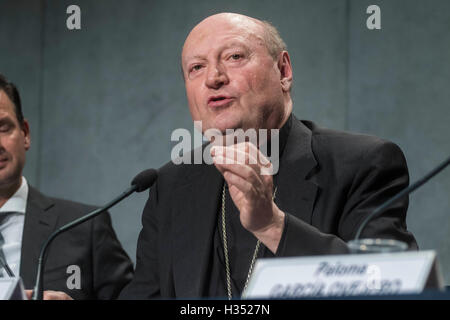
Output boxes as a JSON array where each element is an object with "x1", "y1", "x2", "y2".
[
  {"x1": 172, "y1": 162, "x2": 223, "y2": 297},
  {"x1": 20, "y1": 186, "x2": 58, "y2": 289},
  {"x1": 276, "y1": 116, "x2": 319, "y2": 225}
]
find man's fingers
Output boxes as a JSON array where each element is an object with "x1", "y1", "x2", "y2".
[
  {"x1": 211, "y1": 144, "x2": 271, "y2": 168},
  {"x1": 25, "y1": 290, "x2": 32, "y2": 300},
  {"x1": 43, "y1": 290, "x2": 73, "y2": 300},
  {"x1": 224, "y1": 171, "x2": 254, "y2": 196},
  {"x1": 228, "y1": 184, "x2": 245, "y2": 206},
  {"x1": 214, "y1": 156, "x2": 262, "y2": 185},
  {"x1": 212, "y1": 144, "x2": 269, "y2": 180},
  {"x1": 23, "y1": 290, "x2": 73, "y2": 300}
]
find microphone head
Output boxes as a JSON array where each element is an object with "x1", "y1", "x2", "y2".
[{"x1": 131, "y1": 169, "x2": 158, "y2": 192}]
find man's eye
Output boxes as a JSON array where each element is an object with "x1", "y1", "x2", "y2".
[
  {"x1": 0, "y1": 125, "x2": 11, "y2": 132},
  {"x1": 230, "y1": 54, "x2": 242, "y2": 60},
  {"x1": 191, "y1": 65, "x2": 203, "y2": 72}
]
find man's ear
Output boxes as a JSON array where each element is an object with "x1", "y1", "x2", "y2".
[
  {"x1": 22, "y1": 119, "x2": 31, "y2": 151},
  {"x1": 278, "y1": 51, "x2": 293, "y2": 92}
]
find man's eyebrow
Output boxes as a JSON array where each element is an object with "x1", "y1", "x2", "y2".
[
  {"x1": 0, "y1": 116, "x2": 13, "y2": 124},
  {"x1": 220, "y1": 41, "x2": 249, "y2": 52},
  {"x1": 184, "y1": 54, "x2": 207, "y2": 62},
  {"x1": 184, "y1": 41, "x2": 250, "y2": 63}
]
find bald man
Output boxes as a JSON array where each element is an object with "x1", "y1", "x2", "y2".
[{"x1": 120, "y1": 13, "x2": 417, "y2": 299}]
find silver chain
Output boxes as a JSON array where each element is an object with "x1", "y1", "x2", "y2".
[{"x1": 221, "y1": 184, "x2": 277, "y2": 299}]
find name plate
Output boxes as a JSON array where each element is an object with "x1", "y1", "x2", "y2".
[{"x1": 243, "y1": 250, "x2": 443, "y2": 298}]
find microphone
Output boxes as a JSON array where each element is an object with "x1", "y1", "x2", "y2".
[
  {"x1": 31, "y1": 169, "x2": 157, "y2": 300},
  {"x1": 349, "y1": 155, "x2": 450, "y2": 251},
  {"x1": 131, "y1": 169, "x2": 157, "y2": 192}
]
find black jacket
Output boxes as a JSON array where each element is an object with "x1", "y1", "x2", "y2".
[
  {"x1": 20, "y1": 186, "x2": 134, "y2": 299},
  {"x1": 120, "y1": 115, "x2": 417, "y2": 299}
]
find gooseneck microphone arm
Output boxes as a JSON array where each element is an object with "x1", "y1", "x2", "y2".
[
  {"x1": 354, "y1": 155, "x2": 450, "y2": 241},
  {"x1": 31, "y1": 185, "x2": 136, "y2": 300},
  {"x1": 31, "y1": 169, "x2": 157, "y2": 300}
]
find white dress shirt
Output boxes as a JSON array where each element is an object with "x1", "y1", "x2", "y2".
[{"x1": 0, "y1": 176, "x2": 28, "y2": 277}]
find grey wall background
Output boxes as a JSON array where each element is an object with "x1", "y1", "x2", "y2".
[{"x1": 1, "y1": 0, "x2": 449, "y2": 282}]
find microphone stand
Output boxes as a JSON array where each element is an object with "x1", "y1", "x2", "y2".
[
  {"x1": 349, "y1": 155, "x2": 450, "y2": 252},
  {"x1": 31, "y1": 184, "x2": 137, "y2": 300},
  {"x1": 354, "y1": 156, "x2": 450, "y2": 240}
]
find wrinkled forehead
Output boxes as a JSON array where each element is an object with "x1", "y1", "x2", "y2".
[{"x1": 182, "y1": 15, "x2": 266, "y2": 61}]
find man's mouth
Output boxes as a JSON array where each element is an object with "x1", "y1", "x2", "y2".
[
  {"x1": 0, "y1": 157, "x2": 9, "y2": 167},
  {"x1": 207, "y1": 95, "x2": 234, "y2": 108}
]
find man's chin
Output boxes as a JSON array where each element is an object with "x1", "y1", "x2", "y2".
[
  {"x1": 0, "y1": 171, "x2": 22, "y2": 188},
  {"x1": 209, "y1": 117, "x2": 243, "y2": 133}
]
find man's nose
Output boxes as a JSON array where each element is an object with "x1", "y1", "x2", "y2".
[{"x1": 205, "y1": 65, "x2": 229, "y2": 89}]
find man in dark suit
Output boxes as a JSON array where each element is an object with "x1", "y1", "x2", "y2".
[
  {"x1": 0, "y1": 74, "x2": 133, "y2": 299},
  {"x1": 120, "y1": 13, "x2": 417, "y2": 299}
]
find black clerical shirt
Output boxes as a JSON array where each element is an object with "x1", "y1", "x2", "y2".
[{"x1": 207, "y1": 114, "x2": 292, "y2": 298}]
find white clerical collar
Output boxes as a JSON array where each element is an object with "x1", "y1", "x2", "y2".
[{"x1": 0, "y1": 176, "x2": 28, "y2": 214}]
